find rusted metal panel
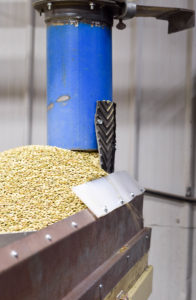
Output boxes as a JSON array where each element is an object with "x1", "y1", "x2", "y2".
[
  {"x1": 0, "y1": 232, "x2": 34, "y2": 249},
  {"x1": 104, "y1": 254, "x2": 148, "y2": 300},
  {"x1": 0, "y1": 196, "x2": 144, "y2": 300},
  {"x1": 64, "y1": 228, "x2": 151, "y2": 300}
]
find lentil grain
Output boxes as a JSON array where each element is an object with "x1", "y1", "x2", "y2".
[{"x1": 0, "y1": 145, "x2": 106, "y2": 233}]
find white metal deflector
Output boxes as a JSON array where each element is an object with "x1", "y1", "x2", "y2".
[{"x1": 72, "y1": 171, "x2": 144, "y2": 218}]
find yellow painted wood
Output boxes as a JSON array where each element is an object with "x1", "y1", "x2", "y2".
[
  {"x1": 128, "y1": 266, "x2": 153, "y2": 300},
  {"x1": 104, "y1": 254, "x2": 148, "y2": 300}
]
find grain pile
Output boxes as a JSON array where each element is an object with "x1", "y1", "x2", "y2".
[{"x1": 0, "y1": 145, "x2": 107, "y2": 233}]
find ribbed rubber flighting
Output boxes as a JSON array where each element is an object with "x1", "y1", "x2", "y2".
[{"x1": 47, "y1": 22, "x2": 112, "y2": 150}]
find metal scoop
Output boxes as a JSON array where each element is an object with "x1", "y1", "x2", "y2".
[{"x1": 72, "y1": 171, "x2": 144, "y2": 218}]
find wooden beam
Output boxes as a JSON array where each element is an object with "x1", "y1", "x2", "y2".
[
  {"x1": 127, "y1": 266, "x2": 153, "y2": 300},
  {"x1": 104, "y1": 254, "x2": 148, "y2": 300}
]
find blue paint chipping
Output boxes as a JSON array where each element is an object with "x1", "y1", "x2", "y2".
[{"x1": 47, "y1": 22, "x2": 112, "y2": 150}]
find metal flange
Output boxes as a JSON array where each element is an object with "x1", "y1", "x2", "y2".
[
  {"x1": 33, "y1": 0, "x2": 125, "y2": 26},
  {"x1": 33, "y1": 1, "x2": 194, "y2": 32}
]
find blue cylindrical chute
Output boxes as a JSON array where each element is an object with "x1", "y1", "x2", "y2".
[{"x1": 47, "y1": 22, "x2": 112, "y2": 150}]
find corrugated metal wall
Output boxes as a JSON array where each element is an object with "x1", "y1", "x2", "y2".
[
  {"x1": 0, "y1": 0, "x2": 27, "y2": 150},
  {"x1": 134, "y1": 1, "x2": 196, "y2": 300},
  {"x1": 0, "y1": 1, "x2": 196, "y2": 299}
]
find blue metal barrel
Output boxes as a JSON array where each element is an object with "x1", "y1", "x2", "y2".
[{"x1": 47, "y1": 22, "x2": 112, "y2": 150}]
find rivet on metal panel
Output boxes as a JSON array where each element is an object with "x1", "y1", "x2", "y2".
[
  {"x1": 45, "y1": 234, "x2": 52, "y2": 241},
  {"x1": 120, "y1": 199, "x2": 124, "y2": 205},
  {"x1": 104, "y1": 206, "x2": 108, "y2": 213},
  {"x1": 47, "y1": 2, "x2": 52, "y2": 11},
  {"x1": 10, "y1": 250, "x2": 18, "y2": 258},
  {"x1": 130, "y1": 192, "x2": 135, "y2": 198},
  {"x1": 99, "y1": 283, "x2": 104, "y2": 299},
  {"x1": 186, "y1": 186, "x2": 192, "y2": 197},
  {"x1": 97, "y1": 118, "x2": 103, "y2": 125},
  {"x1": 71, "y1": 221, "x2": 78, "y2": 229},
  {"x1": 89, "y1": 2, "x2": 95, "y2": 10}
]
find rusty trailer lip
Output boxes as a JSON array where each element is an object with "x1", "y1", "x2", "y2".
[
  {"x1": 0, "y1": 196, "x2": 146, "y2": 300},
  {"x1": 63, "y1": 227, "x2": 151, "y2": 300},
  {"x1": 0, "y1": 232, "x2": 35, "y2": 249}
]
